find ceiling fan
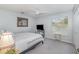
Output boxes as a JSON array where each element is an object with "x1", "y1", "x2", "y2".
[
  {"x1": 33, "y1": 9, "x2": 49, "y2": 15},
  {"x1": 20, "y1": 9, "x2": 49, "y2": 16}
]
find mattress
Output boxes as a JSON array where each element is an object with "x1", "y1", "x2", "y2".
[{"x1": 14, "y1": 33, "x2": 44, "y2": 53}]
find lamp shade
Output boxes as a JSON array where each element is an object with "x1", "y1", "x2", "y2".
[{"x1": 0, "y1": 32, "x2": 15, "y2": 54}]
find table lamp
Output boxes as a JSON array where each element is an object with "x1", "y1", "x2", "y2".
[{"x1": 0, "y1": 32, "x2": 15, "y2": 54}]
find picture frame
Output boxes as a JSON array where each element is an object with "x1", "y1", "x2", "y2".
[{"x1": 17, "y1": 17, "x2": 28, "y2": 27}]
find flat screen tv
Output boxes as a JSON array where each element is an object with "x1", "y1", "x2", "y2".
[{"x1": 36, "y1": 25, "x2": 44, "y2": 30}]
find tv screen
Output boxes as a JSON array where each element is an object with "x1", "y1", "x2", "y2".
[{"x1": 36, "y1": 25, "x2": 44, "y2": 30}]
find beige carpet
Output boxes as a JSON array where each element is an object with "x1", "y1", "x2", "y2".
[{"x1": 26, "y1": 39, "x2": 76, "y2": 54}]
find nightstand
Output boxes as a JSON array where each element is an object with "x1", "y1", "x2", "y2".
[{"x1": 36, "y1": 30, "x2": 45, "y2": 38}]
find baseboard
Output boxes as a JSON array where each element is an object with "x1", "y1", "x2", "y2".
[{"x1": 45, "y1": 37, "x2": 73, "y2": 44}]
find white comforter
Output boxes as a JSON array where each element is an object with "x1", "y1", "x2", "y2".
[{"x1": 14, "y1": 33, "x2": 44, "y2": 53}]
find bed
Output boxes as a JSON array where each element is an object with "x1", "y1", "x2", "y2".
[{"x1": 14, "y1": 32, "x2": 44, "y2": 53}]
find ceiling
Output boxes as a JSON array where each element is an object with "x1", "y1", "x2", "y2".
[{"x1": 0, "y1": 4, "x2": 74, "y2": 17}]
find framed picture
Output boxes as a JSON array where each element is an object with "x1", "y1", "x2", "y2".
[{"x1": 17, "y1": 17, "x2": 28, "y2": 27}]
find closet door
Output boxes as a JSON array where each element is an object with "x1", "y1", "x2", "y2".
[{"x1": 73, "y1": 9, "x2": 79, "y2": 49}]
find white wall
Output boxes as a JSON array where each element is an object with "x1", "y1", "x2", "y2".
[
  {"x1": 0, "y1": 9, "x2": 36, "y2": 33},
  {"x1": 36, "y1": 11, "x2": 73, "y2": 43},
  {"x1": 0, "y1": 9, "x2": 73, "y2": 43}
]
